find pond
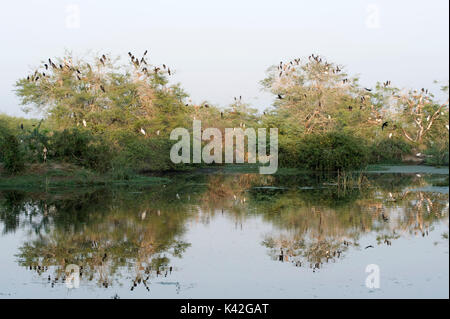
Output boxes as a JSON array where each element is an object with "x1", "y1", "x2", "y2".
[{"x1": 0, "y1": 167, "x2": 448, "y2": 298}]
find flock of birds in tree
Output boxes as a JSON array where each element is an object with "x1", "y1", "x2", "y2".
[{"x1": 23, "y1": 52, "x2": 438, "y2": 135}]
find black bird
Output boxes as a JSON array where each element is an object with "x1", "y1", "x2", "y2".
[
  {"x1": 100, "y1": 58, "x2": 104, "y2": 65},
  {"x1": 168, "y1": 68, "x2": 171, "y2": 75},
  {"x1": 365, "y1": 88, "x2": 372, "y2": 92},
  {"x1": 143, "y1": 50, "x2": 148, "y2": 56},
  {"x1": 21, "y1": 123, "x2": 23, "y2": 130},
  {"x1": 365, "y1": 245, "x2": 374, "y2": 249},
  {"x1": 44, "y1": 64, "x2": 48, "y2": 70},
  {"x1": 381, "y1": 121, "x2": 388, "y2": 130},
  {"x1": 277, "y1": 94, "x2": 283, "y2": 99},
  {"x1": 348, "y1": 105, "x2": 353, "y2": 111},
  {"x1": 100, "y1": 85, "x2": 105, "y2": 93}
]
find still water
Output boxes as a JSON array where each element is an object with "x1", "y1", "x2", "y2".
[{"x1": 0, "y1": 166, "x2": 448, "y2": 298}]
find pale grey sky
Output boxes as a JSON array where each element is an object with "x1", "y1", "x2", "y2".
[{"x1": 0, "y1": 0, "x2": 448, "y2": 117}]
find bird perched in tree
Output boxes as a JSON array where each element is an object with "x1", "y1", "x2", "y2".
[
  {"x1": 381, "y1": 121, "x2": 388, "y2": 130},
  {"x1": 277, "y1": 94, "x2": 283, "y2": 99}
]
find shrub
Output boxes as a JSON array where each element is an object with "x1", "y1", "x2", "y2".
[
  {"x1": 368, "y1": 138, "x2": 412, "y2": 164},
  {"x1": 49, "y1": 128, "x2": 112, "y2": 173},
  {"x1": 0, "y1": 134, "x2": 25, "y2": 174},
  {"x1": 297, "y1": 132, "x2": 369, "y2": 171},
  {"x1": 424, "y1": 142, "x2": 449, "y2": 167},
  {"x1": 111, "y1": 131, "x2": 179, "y2": 172}
]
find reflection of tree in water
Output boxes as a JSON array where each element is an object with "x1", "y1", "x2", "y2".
[
  {"x1": 1, "y1": 187, "x2": 193, "y2": 292},
  {"x1": 0, "y1": 171, "x2": 448, "y2": 286},
  {"x1": 259, "y1": 186, "x2": 448, "y2": 271}
]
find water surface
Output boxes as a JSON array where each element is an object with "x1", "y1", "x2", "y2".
[{"x1": 0, "y1": 168, "x2": 448, "y2": 298}]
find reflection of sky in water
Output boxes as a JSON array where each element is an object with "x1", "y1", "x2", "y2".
[{"x1": 0, "y1": 171, "x2": 448, "y2": 298}]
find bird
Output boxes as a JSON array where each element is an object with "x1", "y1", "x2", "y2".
[
  {"x1": 381, "y1": 121, "x2": 388, "y2": 130},
  {"x1": 100, "y1": 85, "x2": 105, "y2": 92},
  {"x1": 365, "y1": 245, "x2": 374, "y2": 249},
  {"x1": 82, "y1": 119, "x2": 87, "y2": 127},
  {"x1": 277, "y1": 94, "x2": 283, "y2": 99},
  {"x1": 365, "y1": 88, "x2": 372, "y2": 92},
  {"x1": 143, "y1": 50, "x2": 148, "y2": 56},
  {"x1": 140, "y1": 128, "x2": 146, "y2": 135},
  {"x1": 389, "y1": 133, "x2": 393, "y2": 139},
  {"x1": 156, "y1": 130, "x2": 160, "y2": 135}
]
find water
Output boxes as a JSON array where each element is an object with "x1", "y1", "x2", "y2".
[{"x1": 0, "y1": 168, "x2": 448, "y2": 298}]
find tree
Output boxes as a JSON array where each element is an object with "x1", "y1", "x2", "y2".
[
  {"x1": 260, "y1": 54, "x2": 384, "y2": 137},
  {"x1": 14, "y1": 52, "x2": 190, "y2": 136}
]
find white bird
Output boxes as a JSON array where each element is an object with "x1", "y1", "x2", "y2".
[
  {"x1": 82, "y1": 119, "x2": 87, "y2": 127},
  {"x1": 156, "y1": 130, "x2": 160, "y2": 136},
  {"x1": 176, "y1": 193, "x2": 180, "y2": 199},
  {"x1": 389, "y1": 133, "x2": 393, "y2": 139},
  {"x1": 446, "y1": 125, "x2": 449, "y2": 130},
  {"x1": 141, "y1": 211, "x2": 146, "y2": 220},
  {"x1": 416, "y1": 153, "x2": 422, "y2": 157},
  {"x1": 140, "y1": 128, "x2": 146, "y2": 135},
  {"x1": 416, "y1": 174, "x2": 421, "y2": 178}
]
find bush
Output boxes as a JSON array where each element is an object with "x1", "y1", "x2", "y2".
[
  {"x1": 368, "y1": 138, "x2": 412, "y2": 164},
  {"x1": 0, "y1": 134, "x2": 25, "y2": 174},
  {"x1": 111, "y1": 131, "x2": 179, "y2": 173},
  {"x1": 297, "y1": 132, "x2": 369, "y2": 171},
  {"x1": 424, "y1": 142, "x2": 449, "y2": 167},
  {"x1": 49, "y1": 128, "x2": 112, "y2": 173}
]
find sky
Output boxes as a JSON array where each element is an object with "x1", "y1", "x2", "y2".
[{"x1": 0, "y1": 0, "x2": 448, "y2": 117}]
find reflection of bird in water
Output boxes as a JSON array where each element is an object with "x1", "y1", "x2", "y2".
[{"x1": 279, "y1": 248, "x2": 284, "y2": 261}]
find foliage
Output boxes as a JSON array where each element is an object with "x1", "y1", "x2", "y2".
[
  {"x1": 49, "y1": 128, "x2": 113, "y2": 173},
  {"x1": 0, "y1": 134, "x2": 25, "y2": 174},
  {"x1": 368, "y1": 138, "x2": 412, "y2": 164},
  {"x1": 297, "y1": 131, "x2": 369, "y2": 171}
]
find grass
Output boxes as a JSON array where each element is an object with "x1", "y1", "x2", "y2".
[{"x1": 0, "y1": 162, "x2": 170, "y2": 190}]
